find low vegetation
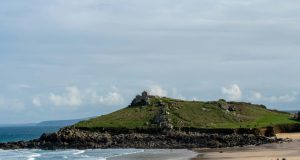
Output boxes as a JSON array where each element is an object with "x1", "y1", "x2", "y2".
[{"x1": 75, "y1": 95, "x2": 298, "y2": 129}]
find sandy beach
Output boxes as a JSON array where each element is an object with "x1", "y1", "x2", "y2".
[
  {"x1": 276, "y1": 133, "x2": 300, "y2": 140},
  {"x1": 193, "y1": 133, "x2": 300, "y2": 160},
  {"x1": 194, "y1": 141, "x2": 300, "y2": 160}
]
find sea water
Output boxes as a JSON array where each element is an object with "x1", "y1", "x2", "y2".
[
  {"x1": 0, "y1": 149, "x2": 144, "y2": 160},
  {"x1": 0, "y1": 126, "x2": 144, "y2": 160},
  {"x1": 0, "y1": 126, "x2": 60, "y2": 143}
]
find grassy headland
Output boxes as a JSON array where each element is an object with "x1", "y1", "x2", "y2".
[{"x1": 75, "y1": 94, "x2": 298, "y2": 130}]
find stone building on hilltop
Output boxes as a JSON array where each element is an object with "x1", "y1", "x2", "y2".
[
  {"x1": 294, "y1": 111, "x2": 300, "y2": 121},
  {"x1": 130, "y1": 91, "x2": 154, "y2": 107}
]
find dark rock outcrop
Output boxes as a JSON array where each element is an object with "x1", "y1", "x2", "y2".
[
  {"x1": 0, "y1": 127, "x2": 278, "y2": 150},
  {"x1": 152, "y1": 105, "x2": 173, "y2": 130},
  {"x1": 292, "y1": 111, "x2": 300, "y2": 121},
  {"x1": 129, "y1": 91, "x2": 153, "y2": 107}
]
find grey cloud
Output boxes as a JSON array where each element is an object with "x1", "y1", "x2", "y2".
[{"x1": 0, "y1": 0, "x2": 299, "y2": 123}]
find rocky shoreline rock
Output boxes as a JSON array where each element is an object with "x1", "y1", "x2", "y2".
[{"x1": 0, "y1": 127, "x2": 279, "y2": 150}]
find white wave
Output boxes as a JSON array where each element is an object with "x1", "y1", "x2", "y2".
[
  {"x1": 73, "y1": 150, "x2": 85, "y2": 155},
  {"x1": 0, "y1": 149, "x2": 144, "y2": 160},
  {"x1": 105, "y1": 149, "x2": 144, "y2": 159},
  {"x1": 123, "y1": 149, "x2": 145, "y2": 156},
  {"x1": 27, "y1": 153, "x2": 41, "y2": 160},
  {"x1": 80, "y1": 155, "x2": 89, "y2": 158}
]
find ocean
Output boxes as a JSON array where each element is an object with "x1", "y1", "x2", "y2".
[
  {"x1": 0, "y1": 149, "x2": 145, "y2": 160},
  {"x1": 0, "y1": 126, "x2": 145, "y2": 160},
  {"x1": 0, "y1": 126, "x2": 60, "y2": 143}
]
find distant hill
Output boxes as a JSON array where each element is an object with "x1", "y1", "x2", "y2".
[
  {"x1": 37, "y1": 118, "x2": 90, "y2": 127},
  {"x1": 75, "y1": 92, "x2": 298, "y2": 129},
  {"x1": 0, "y1": 118, "x2": 92, "y2": 127},
  {"x1": 0, "y1": 123, "x2": 37, "y2": 127},
  {"x1": 284, "y1": 110, "x2": 299, "y2": 114}
]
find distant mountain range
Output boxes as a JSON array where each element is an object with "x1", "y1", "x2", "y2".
[
  {"x1": 284, "y1": 110, "x2": 299, "y2": 114},
  {"x1": 0, "y1": 123, "x2": 37, "y2": 127},
  {"x1": 36, "y1": 118, "x2": 88, "y2": 127},
  {"x1": 0, "y1": 117, "x2": 92, "y2": 127}
]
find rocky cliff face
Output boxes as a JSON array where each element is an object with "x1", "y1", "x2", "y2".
[{"x1": 0, "y1": 127, "x2": 278, "y2": 150}]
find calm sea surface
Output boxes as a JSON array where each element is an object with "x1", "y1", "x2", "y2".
[{"x1": 0, "y1": 126, "x2": 60, "y2": 143}]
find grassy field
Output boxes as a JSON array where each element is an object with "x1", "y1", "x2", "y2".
[
  {"x1": 75, "y1": 96, "x2": 298, "y2": 129},
  {"x1": 75, "y1": 105, "x2": 160, "y2": 129}
]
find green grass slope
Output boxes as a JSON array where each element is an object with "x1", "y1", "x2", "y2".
[{"x1": 75, "y1": 96, "x2": 298, "y2": 129}]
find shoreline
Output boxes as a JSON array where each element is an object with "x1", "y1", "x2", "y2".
[
  {"x1": 1, "y1": 126, "x2": 299, "y2": 159},
  {"x1": 107, "y1": 149, "x2": 198, "y2": 160},
  {"x1": 191, "y1": 133, "x2": 300, "y2": 160},
  {"x1": 194, "y1": 141, "x2": 300, "y2": 160},
  {"x1": 105, "y1": 132, "x2": 300, "y2": 160},
  {"x1": 276, "y1": 133, "x2": 300, "y2": 140},
  {"x1": 0, "y1": 132, "x2": 299, "y2": 160}
]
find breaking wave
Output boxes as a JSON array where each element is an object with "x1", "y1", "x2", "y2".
[{"x1": 0, "y1": 149, "x2": 144, "y2": 159}]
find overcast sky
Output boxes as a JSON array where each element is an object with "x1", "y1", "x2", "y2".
[{"x1": 0, "y1": 0, "x2": 300, "y2": 123}]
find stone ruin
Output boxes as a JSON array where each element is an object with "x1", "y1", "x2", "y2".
[
  {"x1": 129, "y1": 91, "x2": 154, "y2": 107},
  {"x1": 217, "y1": 99, "x2": 236, "y2": 112},
  {"x1": 292, "y1": 111, "x2": 300, "y2": 121}
]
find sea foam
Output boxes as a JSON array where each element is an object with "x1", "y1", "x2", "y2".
[
  {"x1": 0, "y1": 149, "x2": 143, "y2": 159},
  {"x1": 27, "y1": 153, "x2": 41, "y2": 160}
]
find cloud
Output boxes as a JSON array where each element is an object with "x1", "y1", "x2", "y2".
[
  {"x1": 10, "y1": 84, "x2": 32, "y2": 90},
  {"x1": 0, "y1": 97, "x2": 4, "y2": 107},
  {"x1": 251, "y1": 91, "x2": 298, "y2": 103},
  {"x1": 222, "y1": 84, "x2": 242, "y2": 101},
  {"x1": 0, "y1": 96, "x2": 25, "y2": 111},
  {"x1": 252, "y1": 91, "x2": 263, "y2": 100},
  {"x1": 17, "y1": 84, "x2": 31, "y2": 89},
  {"x1": 148, "y1": 85, "x2": 168, "y2": 97},
  {"x1": 89, "y1": 88, "x2": 124, "y2": 106},
  {"x1": 49, "y1": 86, "x2": 82, "y2": 107},
  {"x1": 11, "y1": 99, "x2": 25, "y2": 110},
  {"x1": 49, "y1": 86, "x2": 124, "y2": 107},
  {"x1": 171, "y1": 88, "x2": 186, "y2": 100},
  {"x1": 32, "y1": 97, "x2": 41, "y2": 107},
  {"x1": 1, "y1": 0, "x2": 300, "y2": 122},
  {"x1": 97, "y1": 92, "x2": 124, "y2": 105}
]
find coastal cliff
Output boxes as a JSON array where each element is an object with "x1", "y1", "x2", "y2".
[{"x1": 0, "y1": 91, "x2": 299, "y2": 150}]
